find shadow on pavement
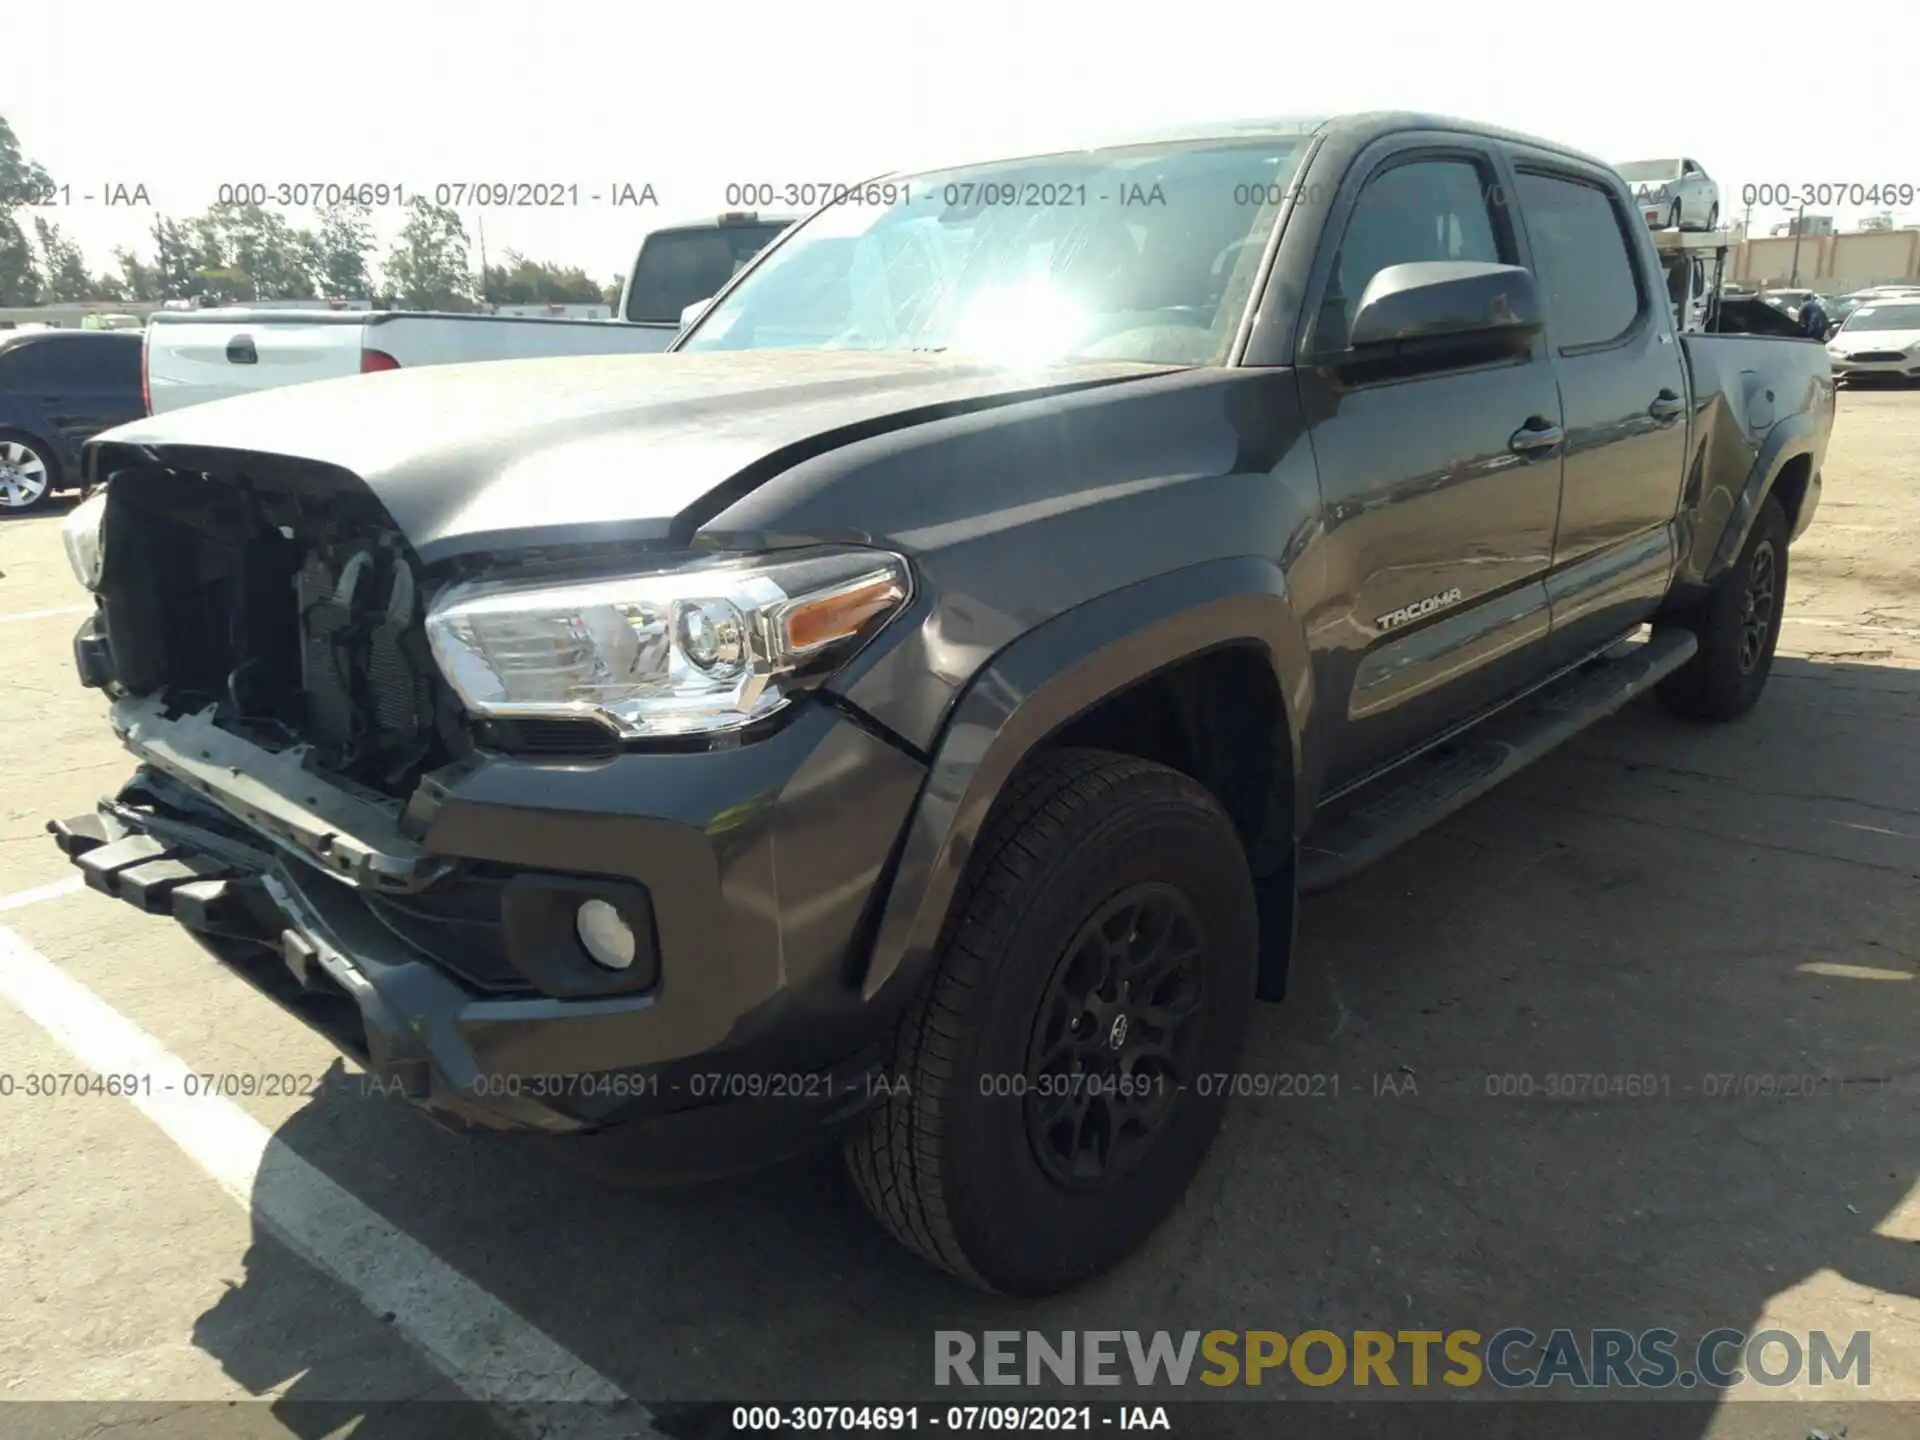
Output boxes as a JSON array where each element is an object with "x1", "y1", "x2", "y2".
[{"x1": 188, "y1": 654, "x2": 1919, "y2": 1438}]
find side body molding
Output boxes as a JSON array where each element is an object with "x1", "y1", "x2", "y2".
[{"x1": 859, "y1": 556, "x2": 1314, "y2": 1004}]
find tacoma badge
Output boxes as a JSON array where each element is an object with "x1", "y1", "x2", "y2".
[{"x1": 1376, "y1": 587, "x2": 1463, "y2": 632}]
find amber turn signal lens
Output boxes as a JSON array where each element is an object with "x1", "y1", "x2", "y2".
[{"x1": 782, "y1": 575, "x2": 907, "y2": 653}]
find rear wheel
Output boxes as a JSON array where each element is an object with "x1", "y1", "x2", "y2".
[
  {"x1": 1656, "y1": 496, "x2": 1789, "y2": 722},
  {"x1": 845, "y1": 748, "x2": 1258, "y2": 1295},
  {"x1": 0, "y1": 435, "x2": 56, "y2": 514}
]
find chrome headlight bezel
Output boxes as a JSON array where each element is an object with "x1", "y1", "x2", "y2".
[
  {"x1": 61, "y1": 490, "x2": 109, "y2": 592},
  {"x1": 423, "y1": 546, "x2": 913, "y2": 742}
]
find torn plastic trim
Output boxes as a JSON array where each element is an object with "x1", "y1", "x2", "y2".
[{"x1": 109, "y1": 695, "x2": 453, "y2": 894}]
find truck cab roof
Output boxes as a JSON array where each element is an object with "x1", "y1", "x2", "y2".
[{"x1": 619, "y1": 215, "x2": 795, "y2": 326}]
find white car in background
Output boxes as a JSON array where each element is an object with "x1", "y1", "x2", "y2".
[
  {"x1": 1826, "y1": 299, "x2": 1920, "y2": 381},
  {"x1": 1616, "y1": 157, "x2": 1720, "y2": 231}
]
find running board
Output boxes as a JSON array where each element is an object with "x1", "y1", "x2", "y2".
[{"x1": 1299, "y1": 629, "x2": 1698, "y2": 894}]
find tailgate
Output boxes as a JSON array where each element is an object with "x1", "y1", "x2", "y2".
[{"x1": 145, "y1": 314, "x2": 366, "y2": 413}]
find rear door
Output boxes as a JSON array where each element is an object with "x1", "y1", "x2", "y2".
[
  {"x1": 1506, "y1": 156, "x2": 1691, "y2": 666},
  {"x1": 1294, "y1": 134, "x2": 1568, "y2": 788},
  {"x1": 3, "y1": 334, "x2": 145, "y2": 455},
  {"x1": 145, "y1": 314, "x2": 365, "y2": 413}
]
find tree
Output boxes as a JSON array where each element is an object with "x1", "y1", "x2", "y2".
[
  {"x1": 32, "y1": 217, "x2": 93, "y2": 301},
  {"x1": 209, "y1": 203, "x2": 317, "y2": 299},
  {"x1": 312, "y1": 199, "x2": 374, "y2": 299},
  {"x1": 111, "y1": 246, "x2": 161, "y2": 301},
  {"x1": 182, "y1": 213, "x2": 248, "y2": 301},
  {"x1": 0, "y1": 115, "x2": 53, "y2": 209},
  {"x1": 0, "y1": 218, "x2": 38, "y2": 304},
  {"x1": 481, "y1": 250, "x2": 608, "y2": 305},
  {"x1": 0, "y1": 115, "x2": 53, "y2": 304},
  {"x1": 604, "y1": 275, "x2": 624, "y2": 308},
  {"x1": 384, "y1": 198, "x2": 475, "y2": 311},
  {"x1": 149, "y1": 216, "x2": 206, "y2": 299}
]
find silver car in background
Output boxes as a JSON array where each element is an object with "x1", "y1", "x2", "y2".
[
  {"x1": 1826, "y1": 298, "x2": 1920, "y2": 381},
  {"x1": 1617, "y1": 157, "x2": 1720, "y2": 231}
]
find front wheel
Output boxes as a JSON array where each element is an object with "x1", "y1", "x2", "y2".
[
  {"x1": 845, "y1": 748, "x2": 1258, "y2": 1295},
  {"x1": 1656, "y1": 496, "x2": 1789, "y2": 721},
  {"x1": 0, "y1": 435, "x2": 57, "y2": 514}
]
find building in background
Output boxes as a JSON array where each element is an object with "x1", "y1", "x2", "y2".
[{"x1": 1730, "y1": 224, "x2": 1920, "y2": 293}]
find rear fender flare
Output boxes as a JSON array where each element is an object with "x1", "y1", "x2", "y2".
[
  {"x1": 858, "y1": 556, "x2": 1312, "y2": 1005},
  {"x1": 1708, "y1": 413, "x2": 1820, "y2": 581}
]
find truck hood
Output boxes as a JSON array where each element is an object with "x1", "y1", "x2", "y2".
[{"x1": 87, "y1": 349, "x2": 1171, "y2": 563}]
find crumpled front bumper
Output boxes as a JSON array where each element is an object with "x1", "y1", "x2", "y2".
[{"x1": 48, "y1": 690, "x2": 929, "y2": 1184}]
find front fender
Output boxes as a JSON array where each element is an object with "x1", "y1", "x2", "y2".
[{"x1": 858, "y1": 555, "x2": 1312, "y2": 1004}]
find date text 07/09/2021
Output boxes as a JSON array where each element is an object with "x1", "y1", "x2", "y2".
[{"x1": 726, "y1": 1405, "x2": 1171, "y2": 1432}]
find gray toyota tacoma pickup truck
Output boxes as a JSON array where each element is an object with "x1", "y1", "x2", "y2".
[{"x1": 52, "y1": 112, "x2": 1831, "y2": 1296}]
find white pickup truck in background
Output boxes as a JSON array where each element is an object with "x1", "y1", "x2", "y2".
[
  {"x1": 142, "y1": 212, "x2": 794, "y2": 415},
  {"x1": 615, "y1": 212, "x2": 793, "y2": 324}
]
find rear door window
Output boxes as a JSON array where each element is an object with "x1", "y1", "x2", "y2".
[
  {"x1": 1513, "y1": 171, "x2": 1646, "y2": 350},
  {"x1": 0, "y1": 336, "x2": 140, "y2": 388}
]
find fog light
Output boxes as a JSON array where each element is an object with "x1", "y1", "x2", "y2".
[{"x1": 575, "y1": 899, "x2": 636, "y2": 970}]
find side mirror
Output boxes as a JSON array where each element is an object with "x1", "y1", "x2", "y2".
[
  {"x1": 679, "y1": 296, "x2": 715, "y2": 329},
  {"x1": 1347, "y1": 261, "x2": 1543, "y2": 352}
]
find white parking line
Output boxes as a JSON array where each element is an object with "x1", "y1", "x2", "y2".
[
  {"x1": 0, "y1": 919, "x2": 659, "y2": 1439},
  {"x1": 0, "y1": 876, "x2": 84, "y2": 913},
  {"x1": 0, "y1": 604, "x2": 91, "y2": 624}
]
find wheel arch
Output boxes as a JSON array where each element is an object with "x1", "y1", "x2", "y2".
[
  {"x1": 1712, "y1": 426, "x2": 1819, "y2": 581},
  {"x1": 858, "y1": 556, "x2": 1314, "y2": 1008}
]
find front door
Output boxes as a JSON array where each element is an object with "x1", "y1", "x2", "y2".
[{"x1": 1294, "y1": 139, "x2": 1567, "y2": 789}]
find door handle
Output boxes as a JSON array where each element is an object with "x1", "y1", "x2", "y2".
[
  {"x1": 1648, "y1": 390, "x2": 1685, "y2": 423},
  {"x1": 1508, "y1": 420, "x2": 1563, "y2": 456}
]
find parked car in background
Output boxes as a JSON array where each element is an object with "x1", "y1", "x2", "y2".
[
  {"x1": 1617, "y1": 157, "x2": 1719, "y2": 230},
  {"x1": 1830, "y1": 292, "x2": 1871, "y2": 326},
  {"x1": 142, "y1": 216, "x2": 796, "y2": 416},
  {"x1": 140, "y1": 307, "x2": 681, "y2": 416},
  {"x1": 617, "y1": 212, "x2": 794, "y2": 324},
  {"x1": 55, "y1": 111, "x2": 1831, "y2": 1294},
  {"x1": 0, "y1": 330, "x2": 144, "y2": 513},
  {"x1": 1826, "y1": 298, "x2": 1920, "y2": 381}
]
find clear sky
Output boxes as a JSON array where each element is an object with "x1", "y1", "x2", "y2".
[{"x1": 8, "y1": 0, "x2": 1917, "y2": 284}]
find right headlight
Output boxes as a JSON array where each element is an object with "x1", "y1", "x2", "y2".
[{"x1": 424, "y1": 546, "x2": 912, "y2": 740}]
